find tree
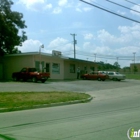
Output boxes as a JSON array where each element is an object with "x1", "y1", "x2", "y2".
[
  {"x1": 133, "y1": 65, "x2": 138, "y2": 74},
  {"x1": 114, "y1": 62, "x2": 120, "y2": 68},
  {"x1": 0, "y1": 0, "x2": 27, "y2": 55}
]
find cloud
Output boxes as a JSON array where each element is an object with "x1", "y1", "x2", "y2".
[
  {"x1": 18, "y1": 0, "x2": 52, "y2": 11},
  {"x1": 75, "y1": 2, "x2": 92, "y2": 12},
  {"x1": 18, "y1": 0, "x2": 44, "y2": 8},
  {"x1": 97, "y1": 29, "x2": 120, "y2": 45},
  {"x1": 83, "y1": 33, "x2": 94, "y2": 40},
  {"x1": 115, "y1": 46, "x2": 140, "y2": 56},
  {"x1": 53, "y1": 7, "x2": 62, "y2": 14},
  {"x1": 47, "y1": 37, "x2": 73, "y2": 52},
  {"x1": 117, "y1": 10, "x2": 126, "y2": 16},
  {"x1": 58, "y1": 0, "x2": 68, "y2": 7},
  {"x1": 18, "y1": 0, "x2": 44, "y2": 7},
  {"x1": 18, "y1": 39, "x2": 42, "y2": 52},
  {"x1": 130, "y1": 5, "x2": 140, "y2": 16},
  {"x1": 43, "y1": 4, "x2": 52, "y2": 10},
  {"x1": 17, "y1": 38, "x2": 74, "y2": 56},
  {"x1": 76, "y1": 8, "x2": 82, "y2": 12}
]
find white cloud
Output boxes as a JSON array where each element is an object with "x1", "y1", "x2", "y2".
[
  {"x1": 18, "y1": 39, "x2": 42, "y2": 52},
  {"x1": 75, "y1": 2, "x2": 92, "y2": 12},
  {"x1": 47, "y1": 37, "x2": 73, "y2": 52},
  {"x1": 18, "y1": 38, "x2": 73, "y2": 54},
  {"x1": 130, "y1": 5, "x2": 140, "y2": 16},
  {"x1": 43, "y1": 4, "x2": 52, "y2": 10},
  {"x1": 18, "y1": 0, "x2": 52, "y2": 11},
  {"x1": 76, "y1": 8, "x2": 82, "y2": 12},
  {"x1": 117, "y1": 10, "x2": 126, "y2": 15},
  {"x1": 58, "y1": 0, "x2": 67, "y2": 7},
  {"x1": 53, "y1": 7, "x2": 62, "y2": 14},
  {"x1": 83, "y1": 33, "x2": 94, "y2": 40},
  {"x1": 115, "y1": 46, "x2": 140, "y2": 56},
  {"x1": 97, "y1": 29, "x2": 120, "y2": 44},
  {"x1": 18, "y1": 0, "x2": 44, "y2": 8},
  {"x1": 83, "y1": 7, "x2": 92, "y2": 12}
]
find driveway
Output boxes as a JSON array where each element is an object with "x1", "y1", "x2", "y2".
[{"x1": 0, "y1": 79, "x2": 139, "y2": 93}]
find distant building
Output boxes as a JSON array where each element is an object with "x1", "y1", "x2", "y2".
[
  {"x1": 130, "y1": 63, "x2": 140, "y2": 73},
  {"x1": 0, "y1": 51, "x2": 98, "y2": 80}
]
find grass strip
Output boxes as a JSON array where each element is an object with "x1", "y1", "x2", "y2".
[
  {"x1": 0, "y1": 91, "x2": 91, "y2": 112},
  {"x1": 125, "y1": 74, "x2": 140, "y2": 80}
]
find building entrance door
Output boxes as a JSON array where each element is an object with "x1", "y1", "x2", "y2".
[{"x1": 46, "y1": 63, "x2": 50, "y2": 72}]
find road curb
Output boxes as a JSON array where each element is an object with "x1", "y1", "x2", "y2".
[{"x1": 0, "y1": 96, "x2": 93, "y2": 113}]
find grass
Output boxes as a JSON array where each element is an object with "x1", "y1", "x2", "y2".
[
  {"x1": 125, "y1": 73, "x2": 140, "y2": 80},
  {"x1": 0, "y1": 91, "x2": 91, "y2": 112}
]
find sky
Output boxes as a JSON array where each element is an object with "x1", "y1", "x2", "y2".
[{"x1": 11, "y1": 0, "x2": 140, "y2": 68}]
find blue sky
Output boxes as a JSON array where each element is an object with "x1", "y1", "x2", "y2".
[{"x1": 12, "y1": 0, "x2": 140, "y2": 67}]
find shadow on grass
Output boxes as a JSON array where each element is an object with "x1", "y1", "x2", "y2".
[{"x1": 0, "y1": 134, "x2": 16, "y2": 140}]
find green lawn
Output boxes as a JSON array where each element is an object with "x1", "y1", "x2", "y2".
[
  {"x1": 0, "y1": 91, "x2": 91, "y2": 112},
  {"x1": 125, "y1": 73, "x2": 140, "y2": 80}
]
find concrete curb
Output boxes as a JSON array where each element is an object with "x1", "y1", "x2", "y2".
[{"x1": 0, "y1": 96, "x2": 93, "y2": 113}]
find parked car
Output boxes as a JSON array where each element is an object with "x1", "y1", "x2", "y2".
[
  {"x1": 107, "y1": 71, "x2": 126, "y2": 81},
  {"x1": 80, "y1": 71, "x2": 108, "y2": 81},
  {"x1": 12, "y1": 68, "x2": 50, "y2": 83}
]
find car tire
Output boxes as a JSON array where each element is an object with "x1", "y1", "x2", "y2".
[
  {"x1": 41, "y1": 80, "x2": 46, "y2": 83},
  {"x1": 98, "y1": 77, "x2": 101, "y2": 81},
  {"x1": 112, "y1": 78, "x2": 116, "y2": 81},
  {"x1": 83, "y1": 77, "x2": 86, "y2": 80},
  {"x1": 13, "y1": 77, "x2": 18, "y2": 81}
]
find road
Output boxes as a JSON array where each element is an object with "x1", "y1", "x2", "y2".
[{"x1": 0, "y1": 79, "x2": 140, "y2": 140}]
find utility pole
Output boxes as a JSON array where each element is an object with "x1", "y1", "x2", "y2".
[
  {"x1": 133, "y1": 52, "x2": 136, "y2": 74},
  {"x1": 116, "y1": 57, "x2": 119, "y2": 72},
  {"x1": 116, "y1": 57, "x2": 119, "y2": 63},
  {"x1": 94, "y1": 53, "x2": 96, "y2": 62},
  {"x1": 39, "y1": 44, "x2": 44, "y2": 72},
  {"x1": 70, "y1": 34, "x2": 77, "y2": 59}
]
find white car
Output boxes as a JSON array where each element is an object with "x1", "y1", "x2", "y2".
[{"x1": 107, "y1": 72, "x2": 126, "y2": 81}]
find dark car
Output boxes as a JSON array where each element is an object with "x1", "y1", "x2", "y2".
[
  {"x1": 12, "y1": 67, "x2": 50, "y2": 83},
  {"x1": 80, "y1": 71, "x2": 108, "y2": 81}
]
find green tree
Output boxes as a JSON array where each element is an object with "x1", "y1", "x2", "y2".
[
  {"x1": 0, "y1": 0, "x2": 27, "y2": 55},
  {"x1": 114, "y1": 62, "x2": 120, "y2": 68},
  {"x1": 133, "y1": 65, "x2": 138, "y2": 74}
]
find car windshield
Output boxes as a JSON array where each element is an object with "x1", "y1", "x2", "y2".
[
  {"x1": 115, "y1": 72, "x2": 120, "y2": 74},
  {"x1": 108, "y1": 72, "x2": 114, "y2": 75}
]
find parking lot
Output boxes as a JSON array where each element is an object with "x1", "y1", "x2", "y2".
[{"x1": 0, "y1": 79, "x2": 139, "y2": 93}]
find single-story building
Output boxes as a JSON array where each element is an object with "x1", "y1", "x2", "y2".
[{"x1": 0, "y1": 51, "x2": 98, "y2": 80}]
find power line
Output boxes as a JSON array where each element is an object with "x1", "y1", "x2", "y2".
[
  {"x1": 124, "y1": 0, "x2": 140, "y2": 7},
  {"x1": 79, "y1": 0, "x2": 140, "y2": 23},
  {"x1": 63, "y1": 50, "x2": 139, "y2": 61},
  {"x1": 106, "y1": 0, "x2": 140, "y2": 14}
]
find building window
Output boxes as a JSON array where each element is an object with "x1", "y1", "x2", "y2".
[
  {"x1": 70, "y1": 64, "x2": 75, "y2": 73},
  {"x1": 35, "y1": 61, "x2": 44, "y2": 72},
  {"x1": 52, "y1": 63, "x2": 60, "y2": 74}
]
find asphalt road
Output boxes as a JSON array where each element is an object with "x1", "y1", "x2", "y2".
[{"x1": 0, "y1": 79, "x2": 140, "y2": 140}]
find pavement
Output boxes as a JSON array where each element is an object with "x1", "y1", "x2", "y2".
[
  {"x1": 0, "y1": 79, "x2": 139, "y2": 112},
  {"x1": 0, "y1": 79, "x2": 140, "y2": 140}
]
